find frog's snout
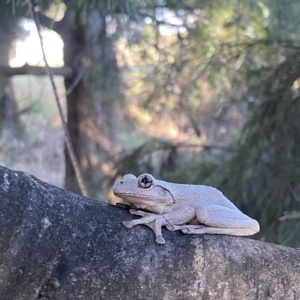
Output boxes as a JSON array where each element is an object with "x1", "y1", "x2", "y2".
[{"x1": 113, "y1": 180, "x2": 124, "y2": 196}]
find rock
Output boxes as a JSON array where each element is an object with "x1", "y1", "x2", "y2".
[{"x1": 0, "y1": 165, "x2": 299, "y2": 299}]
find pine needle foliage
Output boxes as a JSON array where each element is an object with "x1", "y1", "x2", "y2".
[{"x1": 178, "y1": 52, "x2": 300, "y2": 248}]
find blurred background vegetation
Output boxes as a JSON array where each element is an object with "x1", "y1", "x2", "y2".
[{"x1": 1, "y1": 0, "x2": 300, "y2": 247}]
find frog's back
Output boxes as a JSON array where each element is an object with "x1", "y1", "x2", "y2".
[{"x1": 161, "y1": 181, "x2": 238, "y2": 209}]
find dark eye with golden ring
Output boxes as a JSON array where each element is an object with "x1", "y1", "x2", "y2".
[{"x1": 138, "y1": 175, "x2": 153, "y2": 188}]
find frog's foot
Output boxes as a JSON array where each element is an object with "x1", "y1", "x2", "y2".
[
  {"x1": 166, "y1": 224, "x2": 191, "y2": 231},
  {"x1": 122, "y1": 220, "x2": 134, "y2": 228},
  {"x1": 179, "y1": 225, "x2": 207, "y2": 234},
  {"x1": 123, "y1": 210, "x2": 167, "y2": 244},
  {"x1": 155, "y1": 235, "x2": 166, "y2": 245},
  {"x1": 166, "y1": 224, "x2": 207, "y2": 234},
  {"x1": 165, "y1": 224, "x2": 177, "y2": 231},
  {"x1": 141, "y1": 222, "x2": 166, "y2": 244}
]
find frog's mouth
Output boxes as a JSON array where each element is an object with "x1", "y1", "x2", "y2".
[{"x1": 113, "y1": 188, "x2": 175, "y2": 206}]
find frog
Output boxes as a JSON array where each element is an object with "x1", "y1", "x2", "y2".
[{"x1": 113, "y1": 173, "x2": 260, "y2": 244}]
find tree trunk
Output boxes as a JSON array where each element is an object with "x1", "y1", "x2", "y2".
[
  {"x1": 0, "y1": 36, "x2": 20, "y2": 139},
  {"x1": 52, "y1": 7, "x2": 122, "y2": 195},
  {"x1": 0, "y1": 164, "x2": 299, "y2": 300}
]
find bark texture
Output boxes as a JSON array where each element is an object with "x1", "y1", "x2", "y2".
[{"x1": 0, "y1": 164, "x2": 299, "y2": 300}]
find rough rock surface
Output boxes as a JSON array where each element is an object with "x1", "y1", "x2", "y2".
[{"x1": 0, "y1": 165, "x2": 299, "y2": 300}]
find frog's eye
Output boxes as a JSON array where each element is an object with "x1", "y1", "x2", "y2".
[{"x1": 138, "y1": 175, "x2": 153, "y2": 189}]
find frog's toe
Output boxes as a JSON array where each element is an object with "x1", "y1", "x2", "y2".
[
  {"x1": 123, "y1": 220, "x2": 134, "y2": 228},
  {"x1": 166, "y1": 224, "x2": 182, "y2": 231},
  {"x1": 181, "y1": 227, "x2": 206, "y2": 234},
  {"x1": 181, "y1": 228, "x2": 189, "y2": 234},
  {"x1": 155, "y1": 235, "x2": 166, "y2": 244},
  {"x1": 166, "y1": 224, "x2": 175, "y2": 231},
  {"x1": 129, "y1": 209, "x2": 151, "y2": 217}
]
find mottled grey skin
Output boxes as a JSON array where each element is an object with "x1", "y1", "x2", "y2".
[{"x1": 113, "y1": 173, "x2": 260, "y2": 244}]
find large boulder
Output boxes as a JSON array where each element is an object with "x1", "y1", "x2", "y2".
[{"x1": 0, "y1": 165, "x2": 299, "y2": 299}]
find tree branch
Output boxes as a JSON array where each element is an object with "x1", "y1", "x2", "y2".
[{"x1": 0, "y1": 64, "x2": 74, "y2": 78}]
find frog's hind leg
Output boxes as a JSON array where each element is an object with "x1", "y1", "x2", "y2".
[
  {"x1": 191, "y1": 205, "x2": 260, "y2": 236},
  {"x1": 167, "y1": 206, "x2": 260, "y2": 236},
  {"x1": 176, "y1": 225, "x2": 257, "y2": 236}
]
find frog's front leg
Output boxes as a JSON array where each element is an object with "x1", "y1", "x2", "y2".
[
  {"x1": 123, "y1": 206, "x2": 197, "y2": 244},
  {"x1": 123, "y1": 209, "x2": 162, "y2": 228},
  {"x1": 123, "y1": 209, "x2": 168, "y2": 244}
]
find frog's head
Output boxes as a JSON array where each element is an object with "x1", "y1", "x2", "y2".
[{"x1": 113, "y1": 173, "x2": 175, "y2": 211}]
